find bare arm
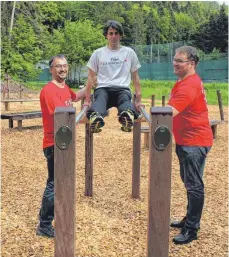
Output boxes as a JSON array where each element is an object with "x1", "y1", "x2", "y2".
[
  {"x1": 84, "y1": 68, "x2": 97, "y2": 104},
  {"x1": 73, "y1": 87, "x2": 87, "y2": 102},
  {"x1": 132, "y1": 70, "x2": 141, "y2": 102},
  {"x1": 167, "y1": 105, "x2": 179, "y2": 117}
]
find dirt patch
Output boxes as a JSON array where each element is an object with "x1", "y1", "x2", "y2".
[{"x1": 1, "y1": 95, "x2": 228, "y2": 257}]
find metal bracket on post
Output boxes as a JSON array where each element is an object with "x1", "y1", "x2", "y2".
[
  {"x1": 55, "y1": 125, "x2": 72, "y2": 150},
  {"x1": 153, "y1": 125, "x2": 171, "y2": 151}
]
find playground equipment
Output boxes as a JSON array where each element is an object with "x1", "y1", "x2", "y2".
[{"x1": 54, "y1": 101, "x2": 173, "y2": 257}]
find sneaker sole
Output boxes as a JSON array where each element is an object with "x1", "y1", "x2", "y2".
[
  {"x1": 90, "y1": 117, "x2": 105, "y2": 133},
  {"x1": 119, "y1": 115, "x2": 133, "y2": 132}
]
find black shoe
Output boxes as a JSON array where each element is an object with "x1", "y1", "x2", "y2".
[
  {"x1": 173, "y1": 227, "x2": 197, "y2": 245},
  {"x1": 36, "y1": 224, "x2": 55, "y2": 238},
  {"x1": 170, "y1": 217, "x2": 186, "y2": 228}
]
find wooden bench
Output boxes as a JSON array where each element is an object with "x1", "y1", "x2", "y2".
[
  {"x1": 1, "y1": 111, "x2": 42, "y2": 131},
  {"x1": 1, "y1": 98, "x2": 40, "y2": 111},
  {"x1": 141, "y1": 120, "x2": 224, "y2": 148}
]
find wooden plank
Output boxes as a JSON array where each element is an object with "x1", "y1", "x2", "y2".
[
  {"x1": 1, "y1": 111, "x2": 42, "y2": 120},
  {"x1": 147, "y1": 107, "x2": 172, "y2": 257},
  {"x1": 85, "y1": 123, "x2": 93, "y2": 196},
  {"x1": 54, "y1": 107, "x2": 76, "y2": 257},
  {"x1": 1, "y1": 98, "x2": 39, "y2": 103}
]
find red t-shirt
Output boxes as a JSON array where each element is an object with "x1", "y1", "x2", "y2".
[
  {"x1": 168, "y1": 74, "x2": 213, "y2": 146},
  {"x1": 40, "y1": 82, "x2": 76, "y2": 148}
]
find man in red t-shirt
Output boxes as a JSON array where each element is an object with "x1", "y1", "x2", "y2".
[
  {"x1": 168, "y1": 46, "x2": 213, "y2": 244},
  {"x1": 36, "y1": 54, "x2": 86, "y2": 238}
]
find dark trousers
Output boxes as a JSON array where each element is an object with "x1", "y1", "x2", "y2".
[
  {"x1": 86, "y1": 87, "x2": 139, "y2": 119},
  {"x1": 38, "y1": 145, "x2": 54, "y2": 227},
  {"x1": 176, "y1": 145, "x2": 211, "y2": 231}
]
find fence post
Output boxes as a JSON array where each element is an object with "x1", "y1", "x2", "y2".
[
  {"x1": 147, "y1": 107, "x2": 172, "y2": 257},
  {"x1": 162, "y1": 96, "x2": 165, "y2": 107},
  {"x1": 54, "y1": 107, "x2": 76, "y2": 257},
  {"x1": 217, "y1": 90, "x2": 224, "y2": 121},
  {"x1": 132, "y1": 95, "x2": 141, "y2": 198}
]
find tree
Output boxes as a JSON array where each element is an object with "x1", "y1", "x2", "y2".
[
  {"x1": 57, "y1": 20, "x2": 106, "y2": 85},
  {"x1": 193, "y1": 4, "x2": 228, "y2": 53},
  {"x1": 2, "y1": 14, "x2": 42, "y2": 81}
]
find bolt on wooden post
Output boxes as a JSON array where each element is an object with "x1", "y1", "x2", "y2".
[
  {"x1": 147, "y1": 107, "x2": 172, "y2": 257},
  {"x1": 54, "y1": 107, "x2": 76, "y2": 257}
]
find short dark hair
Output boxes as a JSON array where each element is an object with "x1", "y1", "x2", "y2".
[
  {"x1": 49, "y1": 54, "x2": 66, "y2": 67},
  {"x1": 103, "y1": 20, "x2": 124, "y2": 37},
  {"x1": 175, "y1": 46, "x2": 199, "y2": 65}
]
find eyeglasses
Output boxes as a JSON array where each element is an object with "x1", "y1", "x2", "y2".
[
  {"x1": 52, "y1": 64, "x2": 68, "y2": 69},
  {"x1": 173, "y1": 59, "x2": 191, "y2": 64},
  {"x1": 108, "y1": 31, "x2": 119, "y2": 36}
]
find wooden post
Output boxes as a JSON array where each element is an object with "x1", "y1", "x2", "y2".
[
  {"x1": 19, "y1": 84, "x2": 23, "y2": 104},
  {"x1": 151, "y1": 95, "x2": 155, "y2": 107},
  {"x1": 147, "y1": 107, "x2": 172, "y2": 257},
  {"x1": 17, "y1": 120, "x2": 22, "y2": 131},
  {"x1": 217, "y1": 90, "x2": 224, "y2": 121},
  {"x1": 162, "y1": 96, "x2": 165, "y2": 107},
  {"x1": 6, "y1": 74, "x2": 9, "y2": 99},
  {"x1": 80, "y1": 97, "x2": 94, "y2": 197},
  {"x1": 85, "y1": 123, "x2": 93, "y2": 196},
  {"x1": 144, "y1": 94, "x2": 155, "y2": 149},
  {"x1": 54, "y1": 107, "x2": 76, "y2": 257},
  {"x1": 9, "y1": 118, "x2": 13, "y2": 128},
  {"x1": 132, "y1": 95, "x2": 141, "y2": 198},
  {"x1": 5, "y1": 102, "x2": 9, "y2": 111}
]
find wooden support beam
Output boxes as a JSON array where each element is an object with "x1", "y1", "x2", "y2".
[
  {"x1": 54, "y1": 107, "x2": 76, "y2": 257},
  {"x1": 147, "y1": 107, "x2": 172, "y2": 257},
  {"x1": 85, "y1": 123, "x2": 93, "y2": 196},
  {"x1": 132, "y1": 95, "x2": 141, "y2": 198}
]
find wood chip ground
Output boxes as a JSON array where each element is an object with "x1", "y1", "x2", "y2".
[{"x1": 1, "y1": 94, "x2": 228, "y2": 257}]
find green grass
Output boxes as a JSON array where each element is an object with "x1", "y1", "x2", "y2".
[
  {"x1": 25, "y1": 80, "x2": 228, "y2": 105},
  {"x1": 131, "y1": 80, "x2": 228, "y2": 105}
]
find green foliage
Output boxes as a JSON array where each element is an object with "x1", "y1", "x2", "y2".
[
  {"x1": 1, "y1": 14, "x2": 42, "y2": 81},
  {"x1": 1, "y1": 1, "x2": 227, "y2": 83},
  {"x1": 193, "y1": 4, "x2": 228, "y2": 53}
]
